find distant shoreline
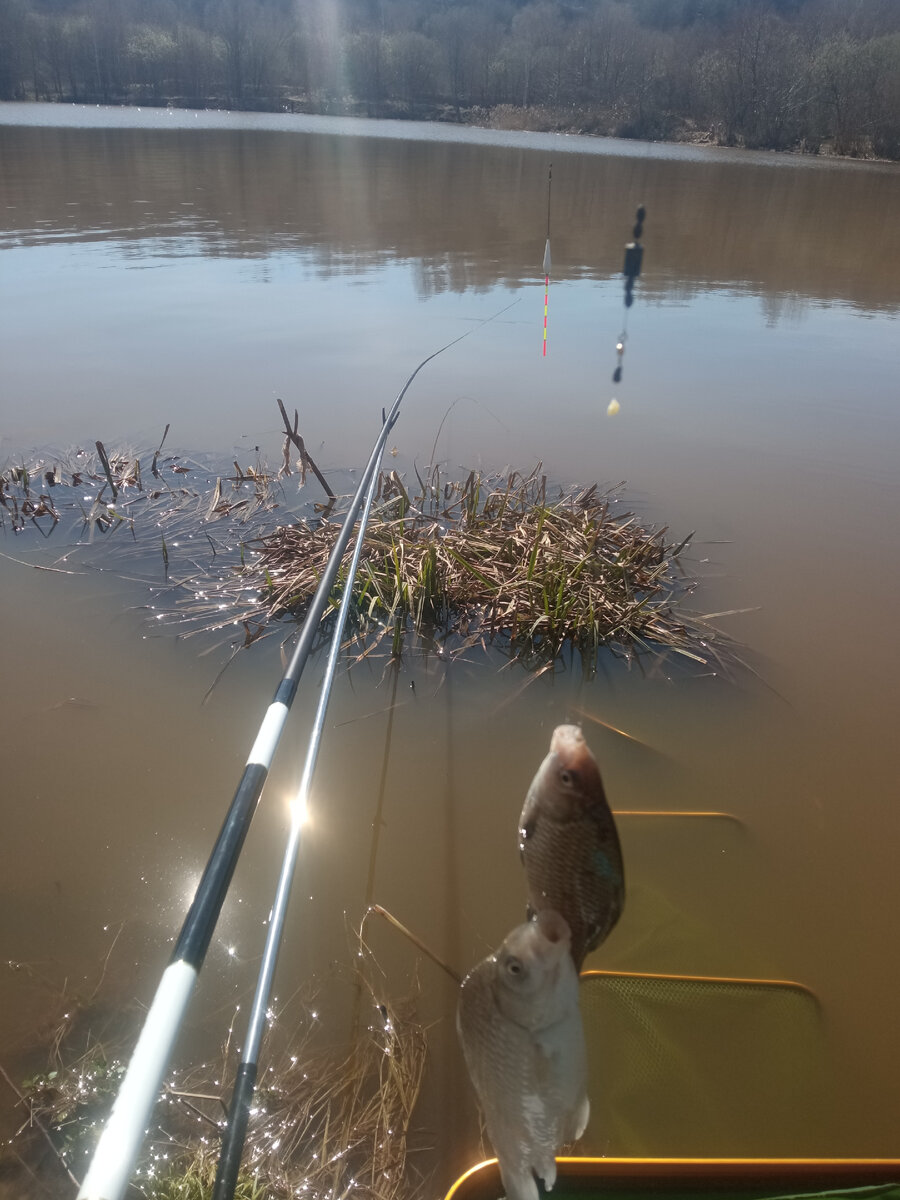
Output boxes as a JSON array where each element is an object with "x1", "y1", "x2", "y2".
[{"x1": 3, "y1": 96, "x2": 894, "y2": 166}]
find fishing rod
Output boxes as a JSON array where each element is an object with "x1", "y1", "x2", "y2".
[
  {"x1": 212, "y1": 432, "x2": 385, "y2": 1199},
  {"x1": 77, "y1": 308, "x2": 514, "y2": 1200},
  {"x1": 77, "y1": 423, "x2": 390, "y2": 1200}
]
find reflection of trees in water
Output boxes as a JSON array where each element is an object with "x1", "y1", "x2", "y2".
[
  {"x1": 654, "y1": 283, "x2": 813, "y2": 325},
  {"x1": 1, "y1": 123, "x2": 898, "y2": 313},
  {"x1": 760, "y1": 291, "x2": 809, "y2": 328}
]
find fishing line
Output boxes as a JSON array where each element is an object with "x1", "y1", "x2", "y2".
[{"x1": 76, "y1": 299, "x2": 518, "y2": 1200}]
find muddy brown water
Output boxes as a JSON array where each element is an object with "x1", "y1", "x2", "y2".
[{"x1": 1, "y1": 104, "x2": 899, "y2": 1192}]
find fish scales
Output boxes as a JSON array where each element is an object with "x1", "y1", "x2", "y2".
[
  {"x1": 519, "y1": 724, "x2": 625, "y2": 970},
  {"x1": 457, "y1": 910, "x2": 589, "y2": 1200}
]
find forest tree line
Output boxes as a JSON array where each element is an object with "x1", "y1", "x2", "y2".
[{"x1": 1, "y1": 0, "x2": 899, "y2": 158}]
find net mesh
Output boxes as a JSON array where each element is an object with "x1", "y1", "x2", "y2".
[{"x1": 579, "y1": 971, "x2": 828, "y2": 1157}]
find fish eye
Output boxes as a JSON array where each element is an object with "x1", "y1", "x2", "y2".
[
  {"x1": 506, "y1": 956, "x2": 523, "y2": 976},
  {"x1": 560, "y1": 768, "x2": 576, "y2": 786}
]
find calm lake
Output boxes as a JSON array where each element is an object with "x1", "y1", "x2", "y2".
[{"x1": 1, "y1": 103, "x2": 899, "y2": 1192}]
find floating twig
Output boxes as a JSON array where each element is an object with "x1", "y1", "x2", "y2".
[
  {"x1": 150, "y1": 423, "x2": 170, "y2": 479},
  {"x1": 365, "y1": 905, "x2": 462, "y2": 984},
  {"x1": 94, "y1": 441, "x2": 118, "y2": 499},
  {"x1": 277, "y1": 397, "x2": 336, "y2": 501}
]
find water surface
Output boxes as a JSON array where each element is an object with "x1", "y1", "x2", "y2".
[{"x1": 1, "y1": 104, "x2": 899, "y2": 1189}]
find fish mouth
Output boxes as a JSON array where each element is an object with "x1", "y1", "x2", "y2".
[
  {"x1": 534, "y1": 909, "x2": 571, "y2": 945},
  {"x1": 547, "y1": 724, "x2": 606, "y2": 801},
  {"x1": 550, "y1": 724, "x2": 585, "y2": 755}
]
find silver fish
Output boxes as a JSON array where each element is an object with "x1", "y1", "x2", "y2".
[
  {"x1": 519, "y1": 724, "x2": 624, "y2": 970},
  {"x1": 457, "y1": 909, "x2": 589, "y2": 1200}
]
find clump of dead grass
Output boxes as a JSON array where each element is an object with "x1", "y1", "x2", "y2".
[
  {"x1": 2, "y1": 411, "x2": 736, "y2": 676},
  {"x1": 0, "y1": 431, "x2": 281, "y2": 542},
  {"x1": 245, "y1": 463, "x2": 726, "y2": 671},
  {"x1": 3, "y1": 950, "x2": 428, "y2": 1200},
  {"x1": 135, "y1": 975, "x2": 427, "y2": 1200}
]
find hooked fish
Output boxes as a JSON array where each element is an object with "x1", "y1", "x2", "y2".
[
  {"x1": 457, "y1": 909, "x2": 589, "y2": 1200},
  {"x1": 519, "y1": 724, "x2": 624, "y2": 970}
]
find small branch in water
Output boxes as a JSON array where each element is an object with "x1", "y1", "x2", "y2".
[
  {"x1": 163, "y1": 1086, "x2": 227, "y2": 1129},
  {"x1": 151, "y1": 423, "x2": 170, "y2": 479},
  {"x1": 335, "y1": 699, "x2": 408, "y2": 728},
  {"x1": 87, "y1": 922, "x2": 124, "y2": 1005},
  {"x1": 568, "y1": 703, "x2": 658, "y2": 749},
  {"x1": 0, "y1": 551, "x2": 83, "y2": 575},
  {"x1": 367, "y1": 904, "x2": 462, "y2": 984},
  {"x1": 0, "y1": 1060, "x2": 82, "y2": 1191},
  {"x1": 94, "y1": 440, "x2": 118, "y2": 500},
  {"x1": 4, "y1": 1143, "x2": 54, "y2": 1199},
  {"x1": 276, "y1": 397, "x2": 335, "y2": 501}
]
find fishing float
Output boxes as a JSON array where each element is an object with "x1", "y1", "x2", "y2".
[
  {"x1": 608, "y1": 204, "x2": 646, "y2": 417},
  {"x1": 76, "y1": 307, "x2": 514, "y2": 1200}
]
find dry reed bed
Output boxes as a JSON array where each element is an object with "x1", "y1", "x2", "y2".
[
  {"x1": 249, "y1": 465, "x2": 726, "y2": 669},
  {"x1": 0, "y1": 432, "x2": 280, "y2": 541},
  {"x1": 140, "y1": 981, "x2": 427, "y2": 1200},
  {"x1": 6, "y1": 957, "x2": 427, "y2": 1200},
  {"x1": 2, "y1": 424, "x2": 733, "y2": 672}
]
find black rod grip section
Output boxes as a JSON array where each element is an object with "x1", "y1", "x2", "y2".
[{"x1": 213, "y1": 1061, "x2": 258, "y2": 1200}]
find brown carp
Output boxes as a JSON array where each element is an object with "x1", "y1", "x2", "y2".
[
  {"x1": 457, "y1": 910, "x2": 589, "y2": 1200},
  {"x1": 519, "y1": 724, "x2": 624, "y2": 970}
]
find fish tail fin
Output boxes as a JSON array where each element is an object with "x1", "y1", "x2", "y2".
[
  {"x1": 540, "y1": 1157, "x2": 558, "y2": 1191},
  {"x1": 570, "y1": 1094, "x2": 590, "y2": 1141},
  {"x1": 498, "y1": 1163, "x2": 540, "y2": 1200}
]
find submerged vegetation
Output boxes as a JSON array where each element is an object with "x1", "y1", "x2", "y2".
[
  {"x1": 0, "y1": 415, "x2": 737, "y2": 678},
  {"x1": 1, "y1": 941, "x2": 427, "y2": 1200}
]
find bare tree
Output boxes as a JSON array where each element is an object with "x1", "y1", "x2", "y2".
[
  {"x1": 0, "y1": 0, "x2": 897, "y2": 157},
  {"x1": 385, "y1": 30, "x2": 440, "y2": 104}
]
